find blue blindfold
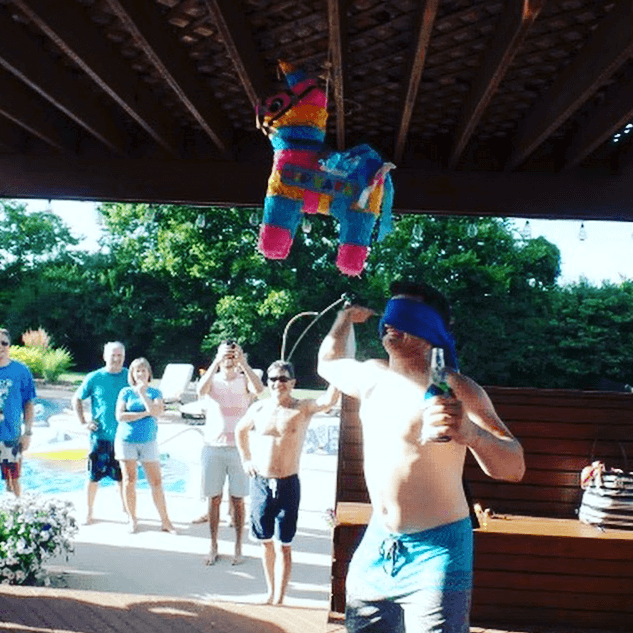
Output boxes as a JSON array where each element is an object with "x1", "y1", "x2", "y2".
[{"x1": 378, "y1": 297, "x2": 458, "y2": 369}]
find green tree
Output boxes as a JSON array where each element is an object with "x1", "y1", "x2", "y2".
[
  {"x1": 547, "y1": 281, "x2": 633, "y2": 388},
  {"x1": 0, "y1": 200, "x2": 78, "y2": 267},
  {"x1": 96, "y1": 203, "x2": 353, "y2": 379},
  {"x1": 361, "y1": 215, "x2": 562, "y2": 387}
]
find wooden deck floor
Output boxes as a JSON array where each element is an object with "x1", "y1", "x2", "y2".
[
  {"x1": 0, "y1": 586, "x2": 328, "y2": 633},
  {"x1": 1, "y1": 586, "x2": 622, "y2": 633}
]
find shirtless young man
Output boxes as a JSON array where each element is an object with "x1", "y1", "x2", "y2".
[
  {"x1": 235, "y1": 360, "x2": 339, "y2": 605},
  {"x1": 317, "y1": 281, "x2": 525, "y2": 633}
]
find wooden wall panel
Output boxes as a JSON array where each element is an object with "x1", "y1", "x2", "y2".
[{"x1": 330, "y1": 387, "x2": 633, "y2": 630}]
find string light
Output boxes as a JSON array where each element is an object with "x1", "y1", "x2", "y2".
[
  {"x1": 195, "y1": 214, "x2": 206, "y2": 228},
  {"x1": 249, "y1": 211, "x2": 259, "y2": 226},
  {"x1": 613, "y1": 123, "x2": 633, "y2": 143},
  {"x1": 578, "y1": 222, "x2": 587, "y2": 241},
  {"x1": 520, "y1": 220, "x2": 531, "y2": 239},
  {"x1": 301, "y1": 218, "x2": 312, "y2": 234},
  {"x1": 412, "y1": 223, "x2": 423, "y2": 240},
  {"x1": 467, "y1": 223, "x2": 478, "y2": 238}
]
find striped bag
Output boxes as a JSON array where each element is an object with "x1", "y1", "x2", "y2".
[{"x1": 579, "y1": 442, "x2": 633, "y2": 530}]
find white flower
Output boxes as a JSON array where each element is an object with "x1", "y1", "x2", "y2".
[{"x1": 0, "y1": 493, "x2": 77, "y2": 586}]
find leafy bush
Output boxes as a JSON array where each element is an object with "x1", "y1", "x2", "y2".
[
  {"x1": 21, "y1": 327, "x2": 50, "y2": 349},
  {"x1": 9, "y1": 345, "x2": 44, "y2": 377},
  {"x1": 9, "y1": 345, "x2": 73, "y2": 381},
  {"x1": 41, "y1": 348, "x2": 74, "y2": 381},
  {"x1": 0, "y1": 494, "x2": 78, "y2": 585}
]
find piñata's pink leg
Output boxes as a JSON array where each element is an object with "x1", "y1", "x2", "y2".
[
  {"x1": 258, "y1": 224, "x2": 294, "y2": 259},
  {"x1": 336, "y1": 244, "x2": 368, "y2": 276}
]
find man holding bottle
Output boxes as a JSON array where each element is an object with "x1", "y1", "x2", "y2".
[{"x1": 317, "y1": 280, "x2": 525, "y2": 633}]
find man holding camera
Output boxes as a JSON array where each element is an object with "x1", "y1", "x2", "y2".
[{"x1": 196, "y1": 340, "x2": 264, "y2": 565}]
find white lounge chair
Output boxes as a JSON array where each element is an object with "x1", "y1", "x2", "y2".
[{"x1": 159, "y1": 363, "x2": 194, "y2": 404}]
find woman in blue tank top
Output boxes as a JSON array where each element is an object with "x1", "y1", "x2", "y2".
[{"x1": 115, "y1": 357, "x2": 175, "y2": 534}]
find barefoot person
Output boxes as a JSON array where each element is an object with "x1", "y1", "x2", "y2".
[
  {"x1": 235, "y1": 360, "x2": 339, "y2": 605},
  {"x1": 72, "y1": 341, "x2": 127, "y2": 524},
  {"x1": 115, "y1": 357, "x2": 175, "y2": 534},
  {"x1": 196, "y1": 340, "x2": 264, "y2": 565},
  {"x1": 317, "y1": 280, "x2": 525, "y2": 633},
  {"x1": 0, "y1": 328, "x2": 36, "y2": 497}
]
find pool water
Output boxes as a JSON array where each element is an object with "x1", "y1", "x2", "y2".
[
  {"x1": 24, "y1": 397, "x2": 189, "y2": 495},
  {"x1": 22, "y1": 454, "x2": 188, "y2": 495}
]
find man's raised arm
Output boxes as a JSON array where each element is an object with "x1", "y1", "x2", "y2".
[{"x1": 318, "y1": 305, "x2": 375, "y2": 399}]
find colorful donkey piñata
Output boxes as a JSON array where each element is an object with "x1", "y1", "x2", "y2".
[{"x1": 256, "y1": 61, "x2": 395, "y2": 276}]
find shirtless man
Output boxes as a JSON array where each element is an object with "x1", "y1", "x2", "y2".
[
  {"x1": 317, "y1": 280, "x2": 525, "y2": 633},
  {"x1": 235, "y1": 360, "x2": 339, "y2": 605}
]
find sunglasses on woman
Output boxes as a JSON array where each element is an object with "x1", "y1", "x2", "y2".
[
  {"x1": 0, "y1": 341, "x2": 9, "y2": 347},
  {"x1": 268, "y1": 375, "x2": 291, "y2": 383}
]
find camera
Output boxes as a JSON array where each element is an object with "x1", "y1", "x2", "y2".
[{"x1": 224, "y1": 339, "x2": 236, "y2": 349}]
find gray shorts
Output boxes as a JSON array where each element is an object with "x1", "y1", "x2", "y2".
[
  {"x1": 201, "y1": 445, "x2": 248, "y2": 498},
  {"x1": 115, "y1": 439, "x2": 159, "y2": 462}
]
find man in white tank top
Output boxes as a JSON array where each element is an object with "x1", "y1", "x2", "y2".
[{"x1": 197, "y1": 340, "x2": 264, "y2": 565}]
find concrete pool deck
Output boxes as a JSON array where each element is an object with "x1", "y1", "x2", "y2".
[{"x1": 25, "y1": 383, "x2": 340, "y2": 609}]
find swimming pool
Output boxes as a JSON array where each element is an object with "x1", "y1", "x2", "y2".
[{"x1": 22, "y1": 397, "x2": 190, "y2": 495}]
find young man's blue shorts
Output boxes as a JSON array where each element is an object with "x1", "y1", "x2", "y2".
[
  {"x1": 249, "y1": 473, "x2": 300, "y2": 545},
  {"x1": 345, "y1": 516, "x2": 473, "y2": 633}
]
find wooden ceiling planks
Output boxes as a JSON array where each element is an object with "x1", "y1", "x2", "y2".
[{"x1": 0, "y1": 0, "x2": 632, "y2": 221}]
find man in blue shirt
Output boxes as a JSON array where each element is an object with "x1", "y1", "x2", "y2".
[
  {"x1": 72, "y1": 341, "x2": 128, "y2": 524},
  {"x1": 0, "y1": 328, "x2": 36, "y2": 496}
]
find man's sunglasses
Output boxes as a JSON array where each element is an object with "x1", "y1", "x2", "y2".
[
  {"x1": 0, "y1": 341, "x2": 9, "y2": 347},
  {"x1": 268, "y1": 375, "x2": 291, "y2": 383}
]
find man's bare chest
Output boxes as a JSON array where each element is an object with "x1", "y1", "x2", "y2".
[
  {"x1": 361, "y1": 379, "x2": 428, "y2": 439},
  {"x1": 258, "y1": 406, "x2": 304, "y2": 437}
]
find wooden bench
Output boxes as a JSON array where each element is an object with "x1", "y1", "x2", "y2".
[{"x1": 329, "y1": 388, "x2": 633, "y2": 631}]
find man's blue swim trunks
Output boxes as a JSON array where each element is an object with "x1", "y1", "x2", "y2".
[
  {"x1": 345, "y1": 516, "x2": 473, "y2": 633},
  {"x1": 249, "y1": 473, "x2": 300, "y2": 545}
]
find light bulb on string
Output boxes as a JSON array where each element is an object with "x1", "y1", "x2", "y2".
[
  {"x1": 520, "y1": 220, "x2": 531, "y2": 239},
  {"x1": 412, "y1": 223, "x2": 423, "y2": 240},
  {"x1": 45, "y1": 199, "x2": 53, "y2": 214},
  {"x1": 467, "y1": 223, "x2": 478, "y2": 238},
  {"x1": 578, "y1": 222, "x2": 587, "y2": 241},
  {"x1": 301, "y1": 218, "x2": 312, "y2": 234},
  {"x1": 249, "y1": 211, "x2": 259, "y2": 226},
  {"x1": 195, "y1": 213, "x2": 206, "y2": 229}
]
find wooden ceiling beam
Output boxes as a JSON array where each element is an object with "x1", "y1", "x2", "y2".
[
  {"x1": 4, "y1": 155, "x2": 633, "y2": 223},
  {"x1": 564, "y1": 77, "x2": 633, "y2": 170},
  {"x1": 394, "y1": 0, "x2": 439, "y2": 164},
  {"x1": 0, "y1": 120, "x2": 26, "y2": 153},
  {"x1": 202, "y1": 0, "x2": 269, "y2": 108},
  {"x1": 12, "y1": 0, "x2": 180, "y2": 156},
  {"x1": 0, "y1": 10, "x2": 126, "y2": 156},
  {"x1": 449, "y1": 0, "x2": 543, "y2": 169},
  {"x1": 106, "y1": 0, "x2": 231, "y2": 153},
  {"x1": 0, "y1": 69, "x2": 77, "y2": 153},
  {"x1": 327, "y1": 0, "x2": 346, "y2": 151},
  {"x1": 507, "y1": 0, "x2": 633, "y2": 170}
]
